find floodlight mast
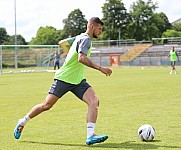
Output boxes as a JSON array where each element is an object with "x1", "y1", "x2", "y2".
[{"x1": 14, "y1": 0, "x2": 18, "y2": 68}]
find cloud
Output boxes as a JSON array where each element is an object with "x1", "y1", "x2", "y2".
[
  {"x1": 1, "y1": 0, "x2": 105, "y2": 41},
  {"x1": 1, "y1": 0, "x2": 181, "y2": 42},
  {"x1": 123, "y1": 0, "x2": 181, "y2": 22},
  {"x1": 155, "y1": 0, "x2": 181, "y2": 22}
]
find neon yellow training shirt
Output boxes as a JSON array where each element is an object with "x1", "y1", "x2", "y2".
[
  {"x1": 54, "y1": 33, "x2": 92, "y2": 84},
  {"x1": 170, "y1": 50, "x2": 177, "y2": 61}
]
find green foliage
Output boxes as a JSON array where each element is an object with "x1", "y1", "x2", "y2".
[
  {"x1": 2, "y1": 62, "x2": 8, "y2": 68},
  {"x1": 30, "y1": 26, "x2": 61, "y2": 45},
  {"x1": 56, "y1": 29, "x2": 63, "y2": 43},
  {"x1": 17, "y1": 62, "x2": 36, "y2": 68},
  {"x1": 146, "y1": 12, "x2": 172, "y2": 39},
  {"x1": 172, "y1": 23, "x2": 181, "y2": 31},
  {"x1": 0, "y1": 27, "x2": 27, "y2": 45},
  {"x1": 0, "y1": 67, "x2": 181, "y2": 149},
  {"x1": 157, "y1": 12, "x2": 172, "y2": 32},
  {"x1": 162, "y1": 29, "x2": 181, "y2": 38},
  {"x1": 62, "y1": 9, "x2": 87, "y2": 38},
  {"x1": 3, "y1": 34, "x2": 27, "y2": 45},
  {"x1": 129, "y1": 0, "x2": 159, "y2": 40},
  {"x1": 102, "y1": 0, "x2": 130, "y2": 40},
  {"x1": 0, "y1": 27, "x2": 9, "y2": 44}
]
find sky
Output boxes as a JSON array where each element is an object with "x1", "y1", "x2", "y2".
[{"x1": 0, "y1": 0, "x2": 181, "y2": 42}]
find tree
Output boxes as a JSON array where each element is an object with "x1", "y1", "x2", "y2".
[
  {"x1": 129, "y1": 0, "x2": 158, "y2": 40},
  {"x1": 56, "y1": 29, "x2": 63, "y2": 43},
  {"x1": 101, "y1": 0, "x2": 130, "y2": 40},
  {"x1": 30, "y1": 26, "x2": 59, "y2": 45},
  {"x1": 172, "y1": 23, "x2": 181, "y2": 32},
  {"x1": 0, "y1": 27, "x2": 9, "y2": 44},
  {"x1": 162, "y1": 29, "x2": 181, "y2": 38},
  {"x1": 3, "y1": 34, "x2": 27, "y2": 45},
  {"x1": 145, "y1": 13, "x2": 165, "y2": 38},
  {"x1": 62, "y1": 9, "x2": 87, "y2": 38},
  {"x1": 156, "y1": 12, "x2": 172, "y2": 36}
]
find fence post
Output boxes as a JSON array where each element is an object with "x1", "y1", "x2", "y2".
[{"x1": 15, "y1": 45, "x2": 18, "y2": 68}]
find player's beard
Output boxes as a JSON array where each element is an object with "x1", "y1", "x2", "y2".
[
  {"x1": 92, "y1": 29, "x2": 98, "y2": 38},
  {"x1": 93, "y1": 33, "x2": 98, "y2": 38}
]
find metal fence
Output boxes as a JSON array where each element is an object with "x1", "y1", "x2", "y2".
[
  {"x1": 1, "y1": 43, "x2": 181, "y2": 74},
  {"x1": 0, "y1": 45, "x2": 59, "y2": 68}
]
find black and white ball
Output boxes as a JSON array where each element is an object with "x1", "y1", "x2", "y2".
[{"x1": 138, "y1": 124, "x2": 155, "y2": 141}]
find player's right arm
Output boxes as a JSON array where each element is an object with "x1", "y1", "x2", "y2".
[
  {"x1": 176, "y1": 51, "x2": 180, "y2": 61},
  {"x1": 78, "y1": 52, "x2": 112, "y2": 76}
]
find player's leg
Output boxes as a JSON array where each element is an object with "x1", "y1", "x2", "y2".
[
  {"x1": 71, "y1": 80, "x2": 98, "y2": 136},
  {"x1": 54, "y1": 61, "x2": 56, "y2": 70},
  {"x1": 57, "y1": 61, "x2": 60, "y2": 69},
  {"x1": 14, "y1": 79, "x2": 67, "y2": 139},
  {"x1": 71, "y1": 80, "x2": 108, "y2": 145},
  {"x1": 28, "y1": 94, "x2": 59, "y2": 119},
  {"x1": 22, "y1": 94, "x2": 58, "y2": 125},
  {"x1": 14, "y1": 94, "x2": 59, "y2": 139},
  {"x1": 82, "y1": 87, "x2": 108, "y2": 145},
  {"x1": 83, "y1": 87, "x2": 98, "y2": 123},
  {"x1": 170, "y1": 61, "x2": 173, "y2": 74},
  {"x1": 173, "y1": 61, "x2": 177, "y2": 74}
]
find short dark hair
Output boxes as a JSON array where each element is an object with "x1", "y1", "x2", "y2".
[{"x1": 89, "y1": 17, "x2": 104, "y2": 26}]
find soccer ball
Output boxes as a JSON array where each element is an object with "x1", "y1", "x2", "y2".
[{"x1": 138, "y1": 124, "x2": 155, "y2": 141}]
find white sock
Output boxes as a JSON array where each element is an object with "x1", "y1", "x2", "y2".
[
  {"x1": 20, "y1": 115, "x2": 30, "y2": 126},
  {"x1": 87, "y1": 122, "x2": 95, "y2": 138}
]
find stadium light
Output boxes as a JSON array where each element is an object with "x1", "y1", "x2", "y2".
[{"x1": 14, "y1": 0, "x2": 18, "y2": 68}]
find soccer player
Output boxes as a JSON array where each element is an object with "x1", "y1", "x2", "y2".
[
  {"x1": 14, "y1": 17, "x2": 112, "y2": 145},
  {"x1": 168, "y1": 46, "x2": 179, "y2": 74},
  {"x1": 53, "y1": 50, "x2": 60, "y2": 70}
]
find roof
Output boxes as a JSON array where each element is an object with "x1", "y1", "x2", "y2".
[{"x1": 171, "y1": 18, "x2": 181, "y2": 24}]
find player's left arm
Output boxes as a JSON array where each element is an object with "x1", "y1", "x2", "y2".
[
  {"x1": 58, "y1": 37, "x2": 76, "y2": 53},
  {"x1": 78, "y1": 53, "x2": 112, "y2": 76},
  {"x1": 176, "y1": 52, "x2": 180, "y2": 61}
]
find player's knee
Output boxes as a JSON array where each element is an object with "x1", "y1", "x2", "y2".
[
  {"x1": 42, "y1": 103, "x2": 53, "y2": 111},
  {"x1": 89, "y1": 97, "x2": 99, "y2": 110},
  {"x1": 96, "y1": 99, "x2": 99, "y2": 111}
]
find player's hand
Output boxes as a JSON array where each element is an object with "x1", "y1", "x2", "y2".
[{"x1": 99, "y1": 67, "x2": 112, "y2": 76}]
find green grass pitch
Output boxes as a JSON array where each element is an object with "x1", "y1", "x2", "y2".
[{"x1": 0, "y1": 66, "x2": 181, "y2": 150}]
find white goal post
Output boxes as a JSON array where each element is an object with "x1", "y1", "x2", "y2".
[
  {"x1": 0, "y1": 46, "x2": 2, "y2": 74},
  {"x1": 0, "y1": 45, "x2": 60, "y2": 74}
]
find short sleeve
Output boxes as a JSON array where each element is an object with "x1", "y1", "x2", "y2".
[
  {"x1": 77, "y1": 37, "x2": 91, "y2": 55},
  {"x1": 67, "y1": 37, "x2": 76, "y2": 46}
]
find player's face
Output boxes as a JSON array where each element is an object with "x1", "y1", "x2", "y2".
[{"x1": 92, "y1": 24, "x2": 103, "y2": 38}]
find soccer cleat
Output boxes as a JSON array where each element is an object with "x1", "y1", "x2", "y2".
[
  {"x1": 86, "y1": 134, "x2": 108, "y2": 145},
  {"x1": 14, "y1": 119, "x2": 24, "y2": 139}
]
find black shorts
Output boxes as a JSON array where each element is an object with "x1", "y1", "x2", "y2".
[
  {"x1": 170, "y1": 61, "x2": 176, "y2": 66},
  {"x1": 48, "y1": 79, "x2": 91, "y2": 100}
]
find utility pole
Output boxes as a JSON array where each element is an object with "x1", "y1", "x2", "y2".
[{"x1": 14, "y1": 0, "x2": 18, "y2": 68}]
